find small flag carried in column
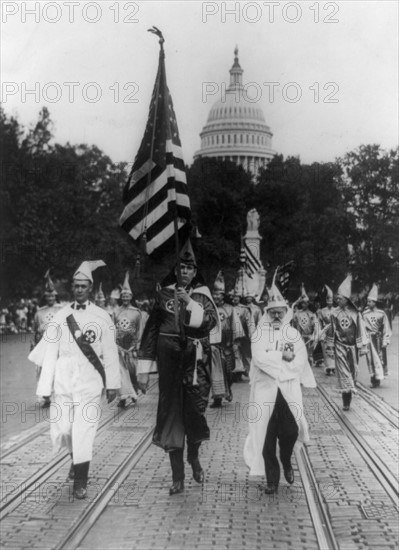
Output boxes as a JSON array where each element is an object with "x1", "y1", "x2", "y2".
[
  {"x1": 275, "y1": 260, "x2": 295, "y2": 296},
  {"x1": 119, "y1": 28, "x2": 191, "y2": 255}
]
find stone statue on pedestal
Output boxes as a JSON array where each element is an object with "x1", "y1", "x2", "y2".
[
  {"x1": 241, "y1": 209, "x2": 266, "y2": 300},
  {"x1": 245, "y1": 209, "x2": 261, "y2": 237}
]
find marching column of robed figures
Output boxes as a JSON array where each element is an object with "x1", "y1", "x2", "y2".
[{"x1": 28, "y1": 247, "x2": 393, "y2": 500}]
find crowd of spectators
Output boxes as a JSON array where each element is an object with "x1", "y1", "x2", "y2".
[
  {"x1": 0, "y1": 299, "x2": 39, "y2": 334},
  {"x1": 0, "y1": 295, "x2": 152, "y2": 335}
]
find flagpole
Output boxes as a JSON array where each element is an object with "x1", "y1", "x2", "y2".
[
  {"x1": 148, "y1": 29, "x2": 184, "y2": 341},
  {"x1": 148, "y1": 26, "x2": 183, "y2": 291},
  {"x1": 141, "y1": 28, "x2": 163, "y2": 264}
]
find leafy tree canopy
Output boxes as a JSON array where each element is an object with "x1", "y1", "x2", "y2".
[{"x1": 1, "y1": 107, "x2": 397, "y2": 300}]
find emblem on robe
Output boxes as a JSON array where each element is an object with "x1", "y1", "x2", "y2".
[
  {"x1": 300, "y1": 316, "x2": 309, "y2": 327},
  {"x1": 118, "y1": 318, "x2": 131, "y2": 330},
  {"x1": 84, "y1": 329, "x2": 96, "y2": 343},
  {"x1": 339, "y1": 317, "x2": 350, "y2": 329},
  {"x1": 369, "y1": 316, "x2": 378, "y2": 328},
  {"x1": 165, "y1": 299, "x2": 177, "y2": 313}
]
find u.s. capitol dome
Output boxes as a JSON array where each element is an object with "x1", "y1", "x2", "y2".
[{"x1": 194, "y1": 48, "x2": 275, "y2": 175}]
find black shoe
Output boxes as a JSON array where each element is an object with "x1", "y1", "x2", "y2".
[
  {"x1": 342, "y1": 391, "x2": 352, "y2": 411},
  {"x1": 264, "y1": 484, "x2": 278, "y2": 495},
  {"x1": 189, "y1": 457, "x2": 204, "y2": 484},
  {"x1": 41, "y1": 397, "x2": 51, "y2": 408},
  {"x1": 123, "y1": 397, "x2": 136, "y2": 408},
  {"x1": 225, "y1": 392, "x2": 233, "y2": 402},
  {"x1": 117, "y1": 399, "x2": 126, "y2": 409},
  {"x1": 66, "y1": 462, "x2": 74, "y2": 481},
  {"x1": 73, "y1": 486, "x2": 87, "y2": 500},
  {"x1": 169, "y1": 480, "x2": 184, "y2": 495},
  {"x1": 210, "y1": 399, "x2": 222, "y2": 408},
  {"x1": 73, "y1": 462, "x2": 89, "y2": 499},
  {"x1": 73, "y1": 478, "x2": 88, "y2": 500},
  {"x1": 284, "y1": 469, "x2": 294, "y2": 484}
]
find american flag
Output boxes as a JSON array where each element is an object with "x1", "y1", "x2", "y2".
[
  {"x1": 240, "y1": 240, "x2": 262, "y2": 278},
  {"x1": 119, "y1": 41, "x2": 191, "y2": 255}
]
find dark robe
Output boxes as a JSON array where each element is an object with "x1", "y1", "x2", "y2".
[{"x1": 139, "y1": 282, "x2": 218, "y2": 451}]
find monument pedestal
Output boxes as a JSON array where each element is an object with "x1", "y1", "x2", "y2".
[{"x1": 241, "y1": 209, "x2": 266, "y2": 300}]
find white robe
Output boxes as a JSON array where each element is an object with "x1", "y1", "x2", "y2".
[
  {"x1": 243, "y1": 309, "x2": 316, "y2": 476},
  {"x1": 28, "y1": 303, "x2": 120, "y2": 463}
]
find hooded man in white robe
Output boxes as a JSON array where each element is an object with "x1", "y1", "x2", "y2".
[
  {"x1": 244, "y1": 280, "x2": 316, "y2": 494},
  {"x1": 28, "y1": 260, "x2": 120, "y2": 500}
]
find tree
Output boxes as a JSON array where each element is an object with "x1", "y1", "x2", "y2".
[
  {"x1": 187, "y1": 155, "x2": 352, "y2": 295},
  {"x1": 254, "y1": 156, "x2": 351, "y2": 295},
  {"x1": 0, "y1": 107, "x2": 137, "y2": 298},
  {"x1": 187, "y1": 157, "x2": 255, "y2": 286},
  {"x1": 336, "y1": 144, "x2": 399, "y2": 291}
]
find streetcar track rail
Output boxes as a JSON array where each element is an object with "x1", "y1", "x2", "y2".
[
  {"x1": 1, "y1": 420, "x2": 51, "y2": 460},
  {"x1": 0, "y1": 381, "x2": 157, "y2": 519},
  {"x1": 356, "y1": 381, "x2": 399, "y2": 430},
  {"x1": 295, "y1": 445, "x2": 339, "y2": 550},
  {"x1": 55, "y1": 426, "x2": 154, "y2": 550},
  {"x1": 317, "y1": 385, "x2": 399, "y2": 507}
]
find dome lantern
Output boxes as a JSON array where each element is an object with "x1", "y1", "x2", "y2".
[{"x1": 229, "y1": 46, "x2": 243, "y2": 91}]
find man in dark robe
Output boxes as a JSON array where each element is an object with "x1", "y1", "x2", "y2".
[{"x1": 137, "y1": 241, "x2": 218, "y2": 495}]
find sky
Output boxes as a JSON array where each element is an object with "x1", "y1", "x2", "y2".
[{"x1": 1, "y1": 0, "x2": 398, "y2": 166}]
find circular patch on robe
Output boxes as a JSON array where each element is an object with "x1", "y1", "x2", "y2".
[
  {"x1": 339, "y1": 317, "x2": 350, "y2": 329},
  {"x1": 84, "y1": 329, "x2": 96, "y2": 344},
  {"x1": 165, "y1": 299, "x2": 177, "y2": 313},
  {"x1": 300, "y1": 316, "x2": 310, "y2": 327},
  {"x1": 118, "y1": 318, "x2": 131, "y2": 330},
  {"x1": 45, "y1": 312, "x2": 54, "y2": 322},
  {"x1": 370, "y1": 316, "x2": 378, "y2": 328},
  {"x1": 218, "y1": 311, "x2": 226, "y2": 322}
]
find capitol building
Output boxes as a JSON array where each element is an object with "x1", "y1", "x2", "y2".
[{"x1": 194, "y1": 48, "x2": 275, "y2": 175}]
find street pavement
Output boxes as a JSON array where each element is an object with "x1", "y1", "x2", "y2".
[
  {"x1": 0, "y1": 332, "x2": 50, "y2": 441},
  {"x1": 0, "y1": 317, "x2": 397, "y2": 550},
  {"x1": 2, "y1": 364, "x2": 396, "y2": 549}
]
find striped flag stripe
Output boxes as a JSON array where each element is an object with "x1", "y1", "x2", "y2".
[
  {"x1": 145, "y1": 219, "x2": 186, "y2": 255},
  {"x1": 126, "y1": 159, "x2": 156, "y2": 189},
  {"x1": 121, "y1": 186, "x2": 190, "y2": 238},
  {"x1": 144, "y1": 205, "x2": 188, "y2": 245},
  {"x1": 120, "y1": 166, "x2": 188, "y2": 226},
  {"x1": 125, "y1": 140, "x2": 184, "y2": 191},
  {"x1": 124, "y1": 151, "x2": 187, "y2": 205}
]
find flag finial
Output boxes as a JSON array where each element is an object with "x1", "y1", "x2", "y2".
[{"x1": 148, "y1": 26, "x2": 164, "y2": 45}]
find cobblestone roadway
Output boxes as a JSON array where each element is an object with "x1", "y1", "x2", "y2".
[
  {"x1": 1, "y1": 369, "x2": 398, "y2": 549},
  {"x1": 79, "y1": 380, "x2": 320, "y2": 550}
]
